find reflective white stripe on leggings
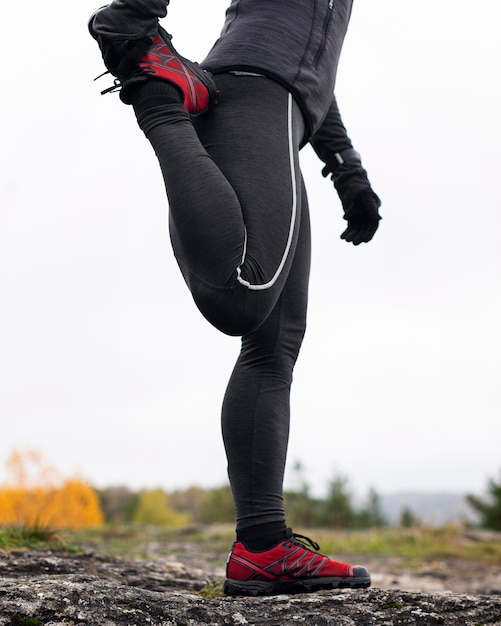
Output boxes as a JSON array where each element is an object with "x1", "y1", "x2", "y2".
[{"x1": 236, "y1": 92, "x2": 297, "y2": 291}]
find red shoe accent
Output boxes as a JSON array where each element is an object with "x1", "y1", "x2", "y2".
[{"x1": 138, "y1": 33, "x2": 214, "y2": 115}]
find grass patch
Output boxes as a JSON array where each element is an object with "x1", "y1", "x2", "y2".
[
  {"x1": 197, "y1": 579, "x2": 225, "y2": 599},
  {"x1": 0, "y1": 524, "x2": 60, "y2": 550},
  {"x1": 0, "y1": 524, "x2": 82, "y2": 552},
  {"x1": 301, "y1": 526, "x2": 501, "y2": 567},
  {"x1": 380, "y1": 602, "x2": 404, "y2": 610},
  {"x1": 10, "y1": 616, "x2": 43, "y2": 626}
]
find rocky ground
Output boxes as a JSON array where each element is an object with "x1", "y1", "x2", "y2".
[{"x1": 1, "y1": 537, "x2": 501, "y2": 625}]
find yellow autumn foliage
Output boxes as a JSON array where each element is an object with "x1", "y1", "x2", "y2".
[
  {"x1": 132, "y1": 488, "x2": 191, "y2": 527},
  {"x1": 0, "y1": 450, "x2": 103, "y2": 529}
]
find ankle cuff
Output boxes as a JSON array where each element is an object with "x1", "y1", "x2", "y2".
[{"x1": 237, "y1": 522, "x2": 287, "y2": 551}]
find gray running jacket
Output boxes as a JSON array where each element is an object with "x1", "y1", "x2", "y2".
[
  {"x1": 201, "y1": 0, "x2": 376, "y2": 204},
  {"x1": 202, "y1": 0, "x2": 353, "y2": 140}
]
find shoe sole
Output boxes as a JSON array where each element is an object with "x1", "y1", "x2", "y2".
[{"x1": 223, "y1": 575, "x2": 371, "y2": 597}]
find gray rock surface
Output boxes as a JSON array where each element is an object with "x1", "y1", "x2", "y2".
[{"x1": 1, "y1": 550, "x2": 500, "y2": 625}]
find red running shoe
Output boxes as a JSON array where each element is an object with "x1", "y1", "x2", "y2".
[
  {"x1": 224, "y1": 528, "x2": 371, "y2": 596},
  {"x1": 89, "y1": 7, "x2": 217, "y2": 115},
  {"x1": 130, "y1": 26, "x2": 218, "y2": 114}
]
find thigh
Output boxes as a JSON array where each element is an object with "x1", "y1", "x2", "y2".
[
  {"x1": 240, "y1": 178, "x2": 311, "y2": 365},
  {"x1": 193, "y1": 73, "x2": 306, "y2": 290}
]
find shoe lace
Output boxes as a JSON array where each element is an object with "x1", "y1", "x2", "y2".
[
  {"x1": 94, "y1": 71, "x2": 122, "y2": 96},
  {"x1": 290, "y1": 532, "x2": 320, "y2": 552}
]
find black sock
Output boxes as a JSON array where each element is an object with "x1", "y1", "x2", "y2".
[
  {"x1": 237, "y1": 522, "x2": 288, "y2": 551},
  {"x1": 128, "y1": 77, "x2": 183, "y2": 110},
  {"x1": 130, "y1": 79, "x2": 189, "y2": 135}
]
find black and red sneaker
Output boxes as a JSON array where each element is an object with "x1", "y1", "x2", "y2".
[
  {"x1": 88, "y1": 7, "x2": 217, "y2": 115},
  {"x1": 130, "y1": 27, "x2": 218, "y2": 113},
  {"x1": 224, "y1": 528, "x2": 371, "y2": 596}
]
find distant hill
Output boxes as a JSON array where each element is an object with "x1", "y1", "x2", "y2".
[{"x1": 380, "y1": 492, "x2": 479, "y2": 526}]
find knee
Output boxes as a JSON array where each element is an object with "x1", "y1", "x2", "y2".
[
  {"x1": 201, "y1": 306, "x2": 267, "y2": 337},
  {"x1": 190, "y1": 281, "x2": 273, "y2": 337}
]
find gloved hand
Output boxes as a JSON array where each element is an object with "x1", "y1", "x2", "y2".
[{"x1": 340, "y1": 188, "x2": 382, "y2": 246}]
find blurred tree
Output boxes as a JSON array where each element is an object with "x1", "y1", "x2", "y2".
[
  {"x1": 97, "y1": 486, "x2": 139, "y2": 524},
  {"x1": 199, "y1": 486, "x2": 235, "y2": 524},
  {"x1": 4, "y1": 449, "x2": 58, "y2": 488},
  {"x1": 169, "y1": 486, "x2": 207, "y2": 523},
  {"x1": 322, "y1": 473, "x2": 356, "y2": 529},
  {"x1": 357, "y1": 487, "x2": 387, "y2": 528},
  {"x1": 399, "y1": 506, "x2": 421, "y2": 528},
  {"x1": 467, "y1": 472, "x2": 501, "y2": 531},
  {"x1": 132, "y1": 488, "x2": 190, "y2": 527},
  {"x1": 0, "y1": 450, "x2": 103, "y2": 529},
  {"x1": 284, "y1": 461, "x2": 314, "y2": 527},
  {"x1": 47, "y1": 479, "x2": 103, "y2": 529}
]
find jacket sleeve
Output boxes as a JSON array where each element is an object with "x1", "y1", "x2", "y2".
[{"x1": 309, "y1": 95, "x2": 379, "y2": 211}]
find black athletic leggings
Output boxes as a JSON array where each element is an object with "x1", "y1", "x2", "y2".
[{"x1": 140, "y1": 74, "x2": 311, "y2": 529}]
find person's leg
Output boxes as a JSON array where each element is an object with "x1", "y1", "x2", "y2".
[
  {"x1": 221, "y1": 177, "x2": 311, "y2": 540},
  {"x1": 137, "y1": 73, "x2": 305, "y2": 335},
  {"x1": 221, "y1": 181, "x2": 372, "y2": 596},
  {"x1": 90, "y1": 3, "x2": 305, "y2": 336}
]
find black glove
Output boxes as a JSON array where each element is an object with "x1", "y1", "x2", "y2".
[{"x1": 340, "y1": 187, "x2": 382, "y2": 246}]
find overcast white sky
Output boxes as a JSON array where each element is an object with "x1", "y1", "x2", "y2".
[{"x1": 1, "y1": 0, "x2": 500, "y2": 499}]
